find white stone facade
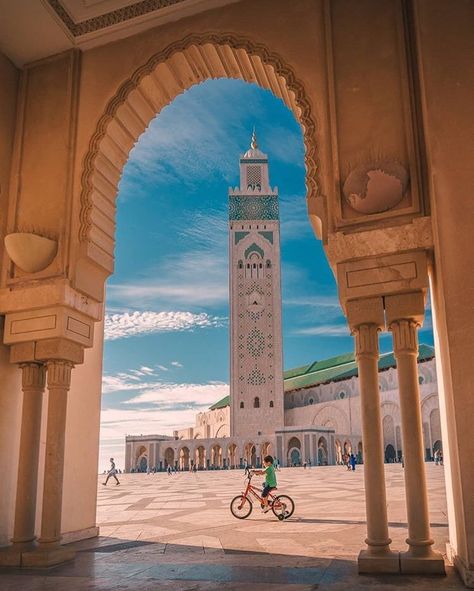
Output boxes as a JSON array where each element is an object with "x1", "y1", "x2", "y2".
[{"x1": 125, "y1": 356, "x2": 440, "y2": 472}]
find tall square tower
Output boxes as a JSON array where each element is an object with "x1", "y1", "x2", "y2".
[{"x1": 229, "y1": 132, "x2": 284, "y2": 438}]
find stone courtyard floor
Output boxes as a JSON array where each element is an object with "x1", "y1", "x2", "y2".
[{"x1": 0, "y1": 464, "x2": 466, "y2": 590}]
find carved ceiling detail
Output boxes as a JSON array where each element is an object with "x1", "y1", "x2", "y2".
[{"x1": 47, "y1": 0, "x2": 187, "y2": 36}]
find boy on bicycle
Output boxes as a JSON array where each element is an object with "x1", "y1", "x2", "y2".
[{"x1": 251, "y1": 454, "x2": 277, "y2": 513}]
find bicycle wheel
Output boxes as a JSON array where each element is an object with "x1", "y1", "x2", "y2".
[
  {"x1": 230, "y1": 495, "x2": 253, "y2": 519},
  {"x1": 271, "y1": 494, "x2": 295, "y2": 519}
]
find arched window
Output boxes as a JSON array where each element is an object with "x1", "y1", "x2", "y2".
[
  {"x1": 309, "y1": 398, "x2": 314, "y2": 405},
  {"x1": 269, "y1": 400, "x2": 274, "y2": 408},
  {"x1": 254, "y1": 397, "x2": 260, "y2": 408},
  {"x1": 238, "y1": 260, "x2": 243, "y2": 269},
  {"x1": 266, "y1": 260, "x2": 272, "y2": 268},
  {"x1": 240, "y1": 401, "x2": 244, "y2": 409},
  {"x1": 418, "y1": 375, "x2": 424, "y2": 385}
]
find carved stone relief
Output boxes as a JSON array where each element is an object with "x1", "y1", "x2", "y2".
[{"x1": 343, "y1": 160, "x2": 409, "y2": 215}]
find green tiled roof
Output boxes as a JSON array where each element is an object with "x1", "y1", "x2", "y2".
[
  {"x1": 209, "y1": 395, "x2": 230, "y2": 410},
  {"x1": 209, "y1": 344, "x2": 435, "y2": 406},
  {"x1": 283, "y1": 344, "x2": 435, "y2": 392}
]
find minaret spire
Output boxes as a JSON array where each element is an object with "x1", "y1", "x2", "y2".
[{"x1": 250, "y1": 127, "x2": 258, "y2": 150}]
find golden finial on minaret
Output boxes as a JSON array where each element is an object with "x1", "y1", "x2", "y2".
[{"x1": 250, "y1": 127, "x2": 258, "y2": 150}]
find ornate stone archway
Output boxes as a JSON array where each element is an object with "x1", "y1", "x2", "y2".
[{"x1": 75, "y1": 33, "x2": 321, "y2": 294}]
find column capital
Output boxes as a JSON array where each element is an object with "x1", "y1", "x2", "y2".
[
  {"x1": 45, "y1": 360, "x2": 73, "y2": 391},
  {"x1": 19, "y1": 363, "x2": 46, "y2": 391},
  {"x1": 353, "y1": 324, "x2": 380, "y2": 360},
  {"x1": 390, "y1": 319, "x2": 419, "y2": 356}
]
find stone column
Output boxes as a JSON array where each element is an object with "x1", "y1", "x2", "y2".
[
  {"x1": 23, "y1": 360, "x2": 75, "y2": 566},
  {"x1": 348, "y1": 298, "x2": 399, "y2": 573},
  {"x1": 0, "y1": 362, "x2": 46, "y2": 566},
  {"x1": 12, "y1": 363, "x2": 46, "y2": 548},
  {"x1": 387, "y1": 293, "x2": 445, "y2": 574}
]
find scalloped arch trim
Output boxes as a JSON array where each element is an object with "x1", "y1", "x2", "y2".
[{"x1": 78, "y1": 32, "x2": 319, "y2": 275}]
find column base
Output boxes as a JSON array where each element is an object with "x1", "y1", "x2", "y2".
[
  {"x1": 21, "y1": 546, "x2": 76, "y2": 567},
  {"x1": 358, "y1": 549, "x2": 400, "y2": 573},
  {"x1": 0, "y1": 547, "x2": 22, "y2": 566},
  {"x1": 400, "y1": 549, "x2": 445, "y2": 575}
]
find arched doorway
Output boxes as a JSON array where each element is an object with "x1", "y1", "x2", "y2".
[
  {"x1": 179, "y1": 447, "x2": 190, "y2": 471},
  {"x1": 287, "y1": 437, "x2": 301, "y2": 466},
  {"x1": 164, "y1": 448, "x2": 175, "y2": 469},
  {"x1": 135, "y1": 445, "x2": 147, "y2": 472},
  {"x1": 385, "y1": 444, "x2": 396, "y2": 463},
  {"x1": 210, "y1": 444, "x2": 222, "y2": 469},
  {"x1": 261, "y1": 441, "x2": 272, "y2": 463},
  {"x1": 228, "y1": 443, "x2": 238, "y2": 469},
  {"x1": 195, "y1": 446, "x2": 206, "y2": 469},
  {"x1": 244, "y1": 442, "x2": 257, "y2": 467},
  {"x1": 317, "y1": 436, "x2": 328, "y2": 466}
]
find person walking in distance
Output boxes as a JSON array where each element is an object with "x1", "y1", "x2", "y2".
[{"x1": 103, "y1": 458, "x2": 120, "y2": 486}]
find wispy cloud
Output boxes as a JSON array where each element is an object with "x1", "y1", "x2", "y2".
[
  {"x1": 119, "y1": 79, "x2": 304, "y2": 199},
  {"x1": 124, "y1": 382, "x2": 228, "y2": 407},
  {"x1": 294, "y1": 324, "x2": 351, "y2": 337},
  {"x1": 171, "y1": 361, "x2": 183, "y2": 368},
  {"x1": 104, "y1": 310, "x2": 224, "y2": 340}
]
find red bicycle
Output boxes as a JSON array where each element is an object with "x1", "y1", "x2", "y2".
[{"x1": 230, "y1": 473, "x2": 295, "y2": 520}]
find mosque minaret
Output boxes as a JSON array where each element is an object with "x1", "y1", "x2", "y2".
[
  {"x1": 126, "y1": 135, "x2": 441, "y2": 476},
  {"x1": 228, "y1": 131, "x2": 284, "y2": 438}
]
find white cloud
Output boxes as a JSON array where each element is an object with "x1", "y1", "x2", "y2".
[
  {"x1": 157, "y1": 365, "x2": 168, "y2": 371},
  {"x1": 171, "y1": 361, "x2": 183, "y2": 368},
  {"x1": 124, "y1": 382, "x2": 228, "y2": 407},
  {"x1": 104, "y1": 310, "x2": 224, "y2": 340},
  {"x1": 294, "y1": 324, "x2": 351, "y2": 337},
  {"x1": 98, "y1": 382, "x2": 229, "y2": 469}
]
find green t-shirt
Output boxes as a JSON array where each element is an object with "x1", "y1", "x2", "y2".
[{"x1": 264, "y1": 464, "x2": 277, "y2": 487}]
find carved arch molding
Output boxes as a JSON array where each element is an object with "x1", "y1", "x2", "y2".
[{"x1": 79, "y1": 32, "x2": 320, "y2": 276}]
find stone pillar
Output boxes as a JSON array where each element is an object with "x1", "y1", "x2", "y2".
[
  {"x1": 0, "y1": 362, "x2": 46, "y2": 566},
  {"x1": 387, "y1": 293, "x2": 445, "y2": 575},
  {"x1": 348, "y1": 298, "x2": 399, "y2": 573},
  {"x1": 12, "y1": 364, "x2": 46, "y2": 548},
  {"x1": 23, "y1": 360, "x2": 75, "y2": 566}
]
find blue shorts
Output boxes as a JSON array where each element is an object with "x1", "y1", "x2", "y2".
[{"x1": 262, "y1": 484, "x2": 275, "y2": 498}]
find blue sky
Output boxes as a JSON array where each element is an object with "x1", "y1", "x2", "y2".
[{"x1": 99, "y1": 79, "x2": 434, "y2": 470}]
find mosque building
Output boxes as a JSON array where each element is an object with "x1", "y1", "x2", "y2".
[{"x1": 125, "y1": 136, "x2": 441, "y2": 472}]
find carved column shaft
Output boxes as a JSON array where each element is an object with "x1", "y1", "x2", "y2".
[
  {"x1": 37, "y1": 360, "x2": 73, "y2": 547},
  {"x1": 354, "y1": 324, "x2": 392, "y2": 554},
  {"x1": 11, "y1": 363, "x2": 46, "y2": 546},
  {"x1": 391, "y1": 319, "x2": 434, "y2": 555}
]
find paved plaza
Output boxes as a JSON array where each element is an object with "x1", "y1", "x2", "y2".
[{"x1": 0, "y1": 464, "x2": 465, "y2": 590}]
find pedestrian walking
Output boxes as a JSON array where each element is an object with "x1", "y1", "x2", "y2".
[
  {"x1": 102, "y1": 458, "x2": 120, "y2": 486},
  {"x1": 349, "y1": 453, "x2": 356, "y2": 471}
]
